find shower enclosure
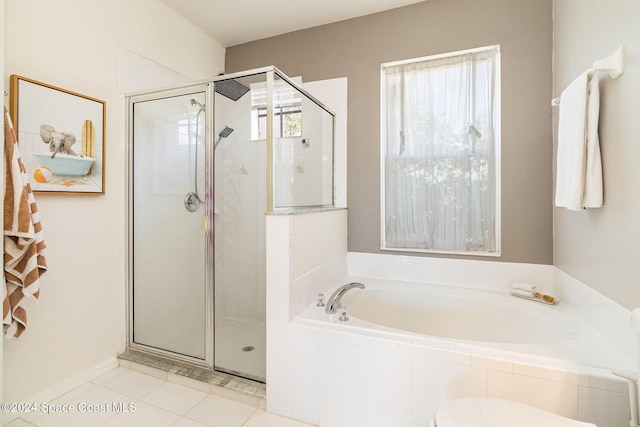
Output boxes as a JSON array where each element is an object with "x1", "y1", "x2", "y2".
[{"x1": 127, "y1": 67, "x2": 335, "y2": 383}]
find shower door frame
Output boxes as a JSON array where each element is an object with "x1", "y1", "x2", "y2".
[
  {"x1": 126, "y1": 82, "x2": 216, "y2": 369},
  {"x1": 126, "y1": 66, "x2": 336, "y2": 378}
]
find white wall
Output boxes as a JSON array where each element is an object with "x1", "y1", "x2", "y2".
[
  {"x1": 553, "y1": 0, "x2": 640, "y2": 310},
  {"x1": 3, "y1": 0, "x2": 224, "y2": 401}
]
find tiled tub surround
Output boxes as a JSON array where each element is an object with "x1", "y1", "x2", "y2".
[
  {"x1": 272, "y1": 323, "x2": 630, "y2": 427},
  {"x1": 292, "y1": 281, "x2": 632, "y2": 426},
  {"x1": 265, "y1": 211, "x2": 636, "y2": 427},
  {"x1": 298, "y1": 279, "x2": 634, "y2": 371}
]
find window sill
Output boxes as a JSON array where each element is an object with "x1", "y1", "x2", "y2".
[{"x1": 380, "y1": 246, "x2": 501, "y2": 258}]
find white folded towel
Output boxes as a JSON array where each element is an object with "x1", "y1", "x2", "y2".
[
  {"x1": 582, "y1": 74, "x2": 603, "y2": 208},
  {"x1": 555, "y1": 70, "x2": 588, "y2": 210},
  {"x1": 511, "y1": 289, "x2": 534, "y2": 298},
  {"x1": 555, "y1": 70, "x2": 603, "y2": 210},
  {"x1": 512, "y1": 282, "x2": 536, "y2": 292}
]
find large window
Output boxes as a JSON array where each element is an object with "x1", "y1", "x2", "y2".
[{"x1": 381, "y1": 45, "x2": 501, "y2": 255}]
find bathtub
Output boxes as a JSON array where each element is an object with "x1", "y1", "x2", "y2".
[
  {"x1": 296, "y1": 278, "x2": 635, "y2": 372},
  {"x1": 31, "y1": 152, "x2": 95, "y2": 176}
]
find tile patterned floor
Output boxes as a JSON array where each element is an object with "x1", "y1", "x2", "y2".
[{"x1": 4, "y1": 367, "x2": 314, "y2": 427}]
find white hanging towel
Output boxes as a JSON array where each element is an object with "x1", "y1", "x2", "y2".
[
  {"x1": 582, "y1": 75, "x2": 603, "y2": 208},
  {"x1": 555, "y1": 70, "x2": 603, "y2": 210}
]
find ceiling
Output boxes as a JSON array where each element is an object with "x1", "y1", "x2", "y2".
[{"x1": 158, "y1": 0, "x2": 426, "y2": 47}]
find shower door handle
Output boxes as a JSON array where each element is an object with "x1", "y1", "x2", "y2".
[{"x1": 202, "y1": 215, "x2": 208, "y2": 236}]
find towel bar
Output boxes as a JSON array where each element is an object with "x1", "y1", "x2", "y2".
[{"x1": 551, "y1": 46, "x2": 624, "y2": 106}]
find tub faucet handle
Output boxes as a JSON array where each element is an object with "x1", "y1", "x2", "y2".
[
  {"x1": 339, "y1": 307, "x2": 349, "y2": 322},
  {"x1": 316, "y1": 293, "x2": 326, "y2": 307}
]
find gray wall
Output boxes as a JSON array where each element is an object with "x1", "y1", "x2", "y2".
[
  {"x1": 554, "y1": 0, "x2": 640, "y2": 309},
  {"x1": 226, "y1": 0, "x2": 553, "y2": 264}
]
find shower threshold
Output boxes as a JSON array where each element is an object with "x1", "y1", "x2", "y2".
[{"x1": 118, "y1": 349, "x2": 266, "y2": 400}]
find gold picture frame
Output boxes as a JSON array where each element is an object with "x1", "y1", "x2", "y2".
[{"x1": 9, "y1": 75, "x2": 106, "y2": 194}]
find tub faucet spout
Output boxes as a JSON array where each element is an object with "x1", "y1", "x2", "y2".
[{"x1": 325, "y1": 282, "x2": 365, "y2": 314}]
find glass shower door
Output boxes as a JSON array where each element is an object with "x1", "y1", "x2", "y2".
[
  {"x1": 130, "y1": 88, "x2": 209, "y2": 362},
  {"x1": 213, "y1": 73, "x2": 267, "y2": 382}
]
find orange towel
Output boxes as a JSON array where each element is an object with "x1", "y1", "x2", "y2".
[{"x1": 3, "y1": 106, "x2": 47, "y2": 339}]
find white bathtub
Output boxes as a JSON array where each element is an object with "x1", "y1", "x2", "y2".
[{"x1": 296, "y1": 278, "x2": 635, "y2": 372}]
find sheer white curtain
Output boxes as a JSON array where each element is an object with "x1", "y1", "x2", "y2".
[{"x1": 382, "y1": 46, "x2": 500, "y2": 253}]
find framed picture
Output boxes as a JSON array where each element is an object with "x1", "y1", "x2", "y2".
[{"x1": 9, "y1": 75, "x2": 106, "y2": 194}]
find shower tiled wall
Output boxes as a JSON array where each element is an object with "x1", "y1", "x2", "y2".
[
  {"x1": 216, "y1": 76, "x2": 348, "y2": 323},
  {"x1": 269, "y1": 318, "x2": 630, "y2": 426},
  {"x1": 214, "y1": 90, "x2": 267, "y2": 325}
]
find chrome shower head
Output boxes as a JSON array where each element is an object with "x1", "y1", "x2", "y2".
[{"x1": 214, "y1": 126, "x2": 234, "y2": 149}]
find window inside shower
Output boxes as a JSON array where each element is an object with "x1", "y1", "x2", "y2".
[{"x1": 251, "y1": 85, "x2": 303, "y2": 140}]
